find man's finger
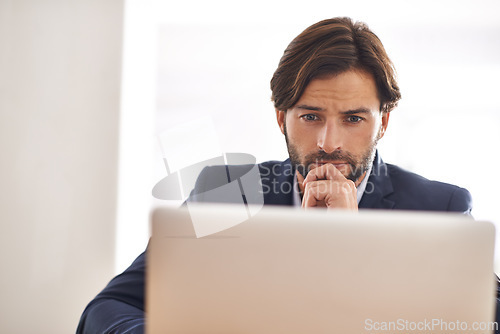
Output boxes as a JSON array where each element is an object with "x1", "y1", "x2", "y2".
[
  {"x1": 303, "y1": 163, "x2": 346, "y2": 186},
  {"x1": 302, "y1": 179, "x2": 357, "y2": 210}
]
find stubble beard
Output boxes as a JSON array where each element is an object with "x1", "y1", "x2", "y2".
[{"x1": 283, "y1": 123, "x2": 379, "y2": 183}]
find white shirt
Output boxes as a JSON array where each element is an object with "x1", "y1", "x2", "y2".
[{"x1": 292, "y1": 164, "x2": 373, "y2": 207}]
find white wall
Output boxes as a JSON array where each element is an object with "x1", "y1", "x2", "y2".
[{"x1": 0, "y1": 0, "x2": 123, "y2": 332}]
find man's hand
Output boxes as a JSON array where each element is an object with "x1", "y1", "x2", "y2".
[{"x1": 297, "y1": 164, "x2": 358, "y2": 211}]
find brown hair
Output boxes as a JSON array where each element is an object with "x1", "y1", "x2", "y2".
[{"x1": 271, "y1": 17, "x2": 401, "y2": 113}]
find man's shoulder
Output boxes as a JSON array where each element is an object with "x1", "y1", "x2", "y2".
[
  {"x1": 384, "y1": 163, "x2": 461, "y2": 191},
  {"x1": 196, "y1": 159, "x2": 288, "y2": 179},
  {"x1": 189, "y1": 159, "x2": 293, "y2": 205},
  {"x1": 379, "y1": 162, "x2": 472, "y2": 212},
  {"x1": 257, "y1": 159, "x2": 292, "y2": 176}
]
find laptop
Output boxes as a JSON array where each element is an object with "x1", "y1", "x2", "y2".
[{"x1": 147, "y1": 204, "x2": 497, "y2": 334}]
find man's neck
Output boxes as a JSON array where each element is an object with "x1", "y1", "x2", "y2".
[{"x1": 354, "y1": 171, "x2": 368, "y2": 188}]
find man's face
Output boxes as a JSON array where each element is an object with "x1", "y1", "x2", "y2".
[{"x1": 276, "y1": 69, "x2": 390, "y2": 185}]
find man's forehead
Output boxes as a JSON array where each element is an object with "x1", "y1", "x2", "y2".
[
  {"x1": 305, "y1": 70, "x2": 376, "y2": 94},
  {"x1": 292, "y1": 71, "x2": 380, "y2": 112}
]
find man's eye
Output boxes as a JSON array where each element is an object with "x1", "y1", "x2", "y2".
[
  {"x1": 346, "y1": 115, "x2": 363, "y2": 123},
  {"x1": 301, "y1": 114, "x2": 319, "y2": 121}
]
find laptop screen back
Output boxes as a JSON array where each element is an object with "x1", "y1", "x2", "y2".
[{"x1": 147, "y1": 205, "x2": 496, "y2": 334}]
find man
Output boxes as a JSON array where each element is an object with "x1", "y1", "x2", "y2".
[{"x1": 77, "y1": 17, "x2": 491, "y2": 334}]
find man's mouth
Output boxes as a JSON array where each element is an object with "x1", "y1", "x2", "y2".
[{"x1": 312, "y1": 161, "x2": 348, "y2": 169}]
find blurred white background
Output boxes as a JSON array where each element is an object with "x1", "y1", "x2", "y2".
[
  {"x1": 120, "y1": 0, "x2": 500, "y2": 272},
  {"x1": 1, "y1": 0, "x2": 499, "y2": 332}
]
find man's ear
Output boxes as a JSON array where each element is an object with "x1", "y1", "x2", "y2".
[
  {"x1": 276, "y1": 109, "x2": 286, "y2": 135},
  {"x1": 379, "y1": 111, "x2": 390, "y2": 139}
]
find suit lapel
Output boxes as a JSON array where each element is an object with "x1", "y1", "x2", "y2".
[{"x1": 358, "y1": 152, "x2": 395, "y2": 209}]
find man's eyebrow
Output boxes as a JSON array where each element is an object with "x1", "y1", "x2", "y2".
[
  {"x1": 295, "y1": 105, "x2": 374, "y2": 114},
  {"x1": 295, "y1": 104, "x2": 325, "y2": 111},
  {"x1": 340, "y1": 108, "x2": 372, "y2": 115}
]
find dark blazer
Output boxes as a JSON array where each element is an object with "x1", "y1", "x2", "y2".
[
  {"x1": 77, "y1": 154, "x2": 483, "y2": 334},
  {"x1": 187, "y1": 152, "x2": 471, "y2": 213}
]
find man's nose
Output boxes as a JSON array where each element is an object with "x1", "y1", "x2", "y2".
[{"x1": 317, "y1": 122, "x2": 342, "y2": 153}]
